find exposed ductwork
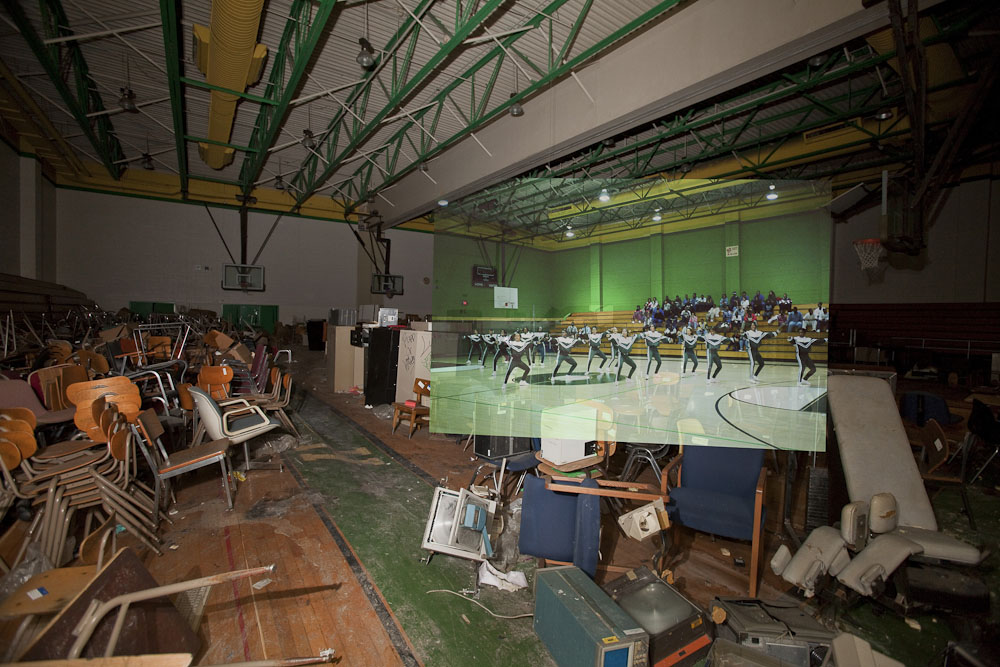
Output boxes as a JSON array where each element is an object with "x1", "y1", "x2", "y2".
[{"x1": 192, "y1": 0, "x2": 268, "y2": 169}]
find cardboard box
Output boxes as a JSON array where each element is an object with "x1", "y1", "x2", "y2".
[
  {"x1": 225, "y1": 343, "x2": 253, "y2": 365},
  {"x1": 99, "y1": 324, "x2": 136, "y2": 343}
]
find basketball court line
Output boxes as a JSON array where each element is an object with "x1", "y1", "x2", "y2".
[{"x1": 431, "y1": 353, "x2": 827, "y2": 450}]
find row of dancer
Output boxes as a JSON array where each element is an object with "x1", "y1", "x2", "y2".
[{"x1": 466, "y1": 326, "x2": 826, "y2": 387}]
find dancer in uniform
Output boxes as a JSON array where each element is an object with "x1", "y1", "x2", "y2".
[
  {"x1": 679, "y1": 327, "x2": 700, "y2": 375},
  {"x1": 585, "y1": 327, "x2": 609, "y2": 372},
  {"x1": 480, "y1": 331, "x2": 498, "y2": 368},
  {"x1": 503, "y1": 334, "x2": 533, "y2": 386},
  {"x1": 465, "y1": 330, "x2": 483, "y2": 364},
  {"x1": 700, "y1": 328, "x2": 734, "y2": 383},
  {"x1": 613, "y1": 328, "x2": 638, "y2": 382},
  {"x1": 492, "y1": 330, "x2": 511, "y2": 377},
  {"x1": 606, "y1": 327, "x2": 620, "y2": 369},
  {"x1": 640, "y1": 325, "x2": 669, "y2": 377},
  {"x1": 531, "y1": 329, "x2": 548, "y2": 365},
  {"x1": 741, "y1": 323, "x2": 777, "y2": 383},
  {"x1": 789, "y1": 335, "x2": 827, "y2": 386},
  {"x1": 551, "y1": 333, "x2": 581, "y2": 381}
]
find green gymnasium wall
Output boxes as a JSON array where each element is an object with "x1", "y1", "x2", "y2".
[
  {"x1": 550, "y1": 247, "x2": 590, "y2": 315},
  {"x1": 738, "y1": 211, "x2": 830, "y2": 304},
  {"x1": 434, "y1": 212, "x2": 830, "y2": 319},
  {"x1": 433, "y1": 234, "x2": 555, "y2": 318},
  {"x1": 662, "y1": 225, "x2": 727, "y2": 305}
]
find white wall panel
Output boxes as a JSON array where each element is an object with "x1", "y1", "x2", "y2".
[{"x1": 55, "y1": 189, "x2": 366, "y2": 321}]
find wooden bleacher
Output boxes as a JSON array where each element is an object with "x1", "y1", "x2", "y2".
[{"x1": 549, "y1": 305, "x2": 827, "y2": 363}]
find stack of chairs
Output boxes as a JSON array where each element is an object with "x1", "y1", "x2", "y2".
[{"x1": 0, "y1": 396, "x2": 164, "y2": 571}]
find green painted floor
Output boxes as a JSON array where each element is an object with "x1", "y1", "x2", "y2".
[
  {"x1": 283, "y1": 394, "x2": 554, "y2": 667},
  {"x1": 281, "y1": 391, "x2": 1000, "y2": 666}
]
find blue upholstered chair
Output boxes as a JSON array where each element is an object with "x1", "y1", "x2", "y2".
[
  {"x1": 664, "y1": 445, "x2": 767, "y2": 596},
  {"x1": 899, "y1": 391, "x2": 962, "y2": 427},
  {"x1": 518, "y1": 474, "x2": 601, "y2": 578}
]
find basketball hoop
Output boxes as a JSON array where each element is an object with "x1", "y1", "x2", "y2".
[{"x1": 853, "y1": 238, "x2": 885, "y2": 273}]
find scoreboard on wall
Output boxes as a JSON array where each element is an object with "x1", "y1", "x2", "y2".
[{"x1": 472, "y1": 264, "x2": 498, "y2": 287}]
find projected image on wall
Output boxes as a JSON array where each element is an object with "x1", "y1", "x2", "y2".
[{"x1": 429, "y1": 179, "x2": 831, "y2": 452}]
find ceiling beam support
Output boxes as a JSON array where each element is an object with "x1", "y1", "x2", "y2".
[
  {"x1": 237, "y1": 0, "x2": 339, "y2": 195},
  {"x1": 289, "y1": 0, "x2": 506, "y2": 210},
  {"x1": 2, "y1": 0, "x2": 125, "y2": 178},
  {"x1": 159, "y1": 0, "x2": 187, "y2": 195},
  {"x1": 337, "y1": 0, "x2": 685, "y2": 210}
]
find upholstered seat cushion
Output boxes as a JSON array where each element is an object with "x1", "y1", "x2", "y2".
[
  {"x1": 669, "y1": 487, "x2": 762, "y2": 541},
  {"x1": 228, "y1": 412, "x2": 280, "y2": 431},
  {"x1": 519, "y1": 474, "x2": 600, "y2": 577}
]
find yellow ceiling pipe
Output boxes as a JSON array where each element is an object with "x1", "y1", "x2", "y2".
[{"x1": 193, "y1": 0, "x2": 267, "y2": 169}]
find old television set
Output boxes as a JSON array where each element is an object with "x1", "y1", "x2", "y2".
[
  {"x1": 421, "y1": 487, "x2": 496, "y2": 561},
  {"x1": 535, "y1": 565, "x2": 649, "y2": 667},
  {"x1": 473, "y1": 434, "x2": 533, "y2": 460},
  {"x1": 222, "y1": 264, "x2": 265, "y2": 291},
  {"x1": 604, "y1": 567, "x2": 713, "y2": 666},
  {"x1": 371, "y1": 273, "x2": 404, "y2": 296}
]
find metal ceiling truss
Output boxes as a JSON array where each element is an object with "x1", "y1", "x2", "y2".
[
  {"x1": 159, "y1": 0, "x2": 187, "y2": 194},
  {"x1": 298, "y1": 0, "x2": 684, "y2": 215},
  {"x1": 440, "y1": 178, "x2": 815, "y2": 246},
  {"x1": 2, "y1": 0, "x2": 126, "y2": 178},
  {"x1": 285, "y1": 0, "x2": 511, "y2": 210},
  {"x1": 451, "y1": 8, "x2": 984, "y2": 222},
  {"x1": 237, "y1": 0, "x2": 339, "y2": 197}
]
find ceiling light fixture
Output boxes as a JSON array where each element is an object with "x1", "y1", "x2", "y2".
[
  {"x1": 766, "y1": 184, "x2": 778, "y2": 201},
  {"x1": 140, "y1": 134, "x2": 154, "y2": 170},
  {"x1": 679, "y1": 163, "x2": 692, "y2": 174},
  {"x1": 509, "y1": 94, "x2": 524, "y2": 117},
  {"x1": 437, "y1": 199, "x2": 448, "y2": 207},
  {"x1": 509, "y1": 62, "x2": 524, "y2": 117},
  {"x1": 274, "y1": 158, "x2": 285, "y2": 191},
  {"x1": 118, "y1": 55, "x2": 138, "y2": 113},
  {"x1": 565, "y1": 229, "x2": 575, "y2": 238},
  {"x1": 873, "y1": 109, "x2": 894, "y2": 121},
  {"x1": 118, "y1": 88, "x2": 137, "y2": 113},
  {"x1": 302, "y1": 128, "x2": 316, "y2": 150},
  {"x1": 356, "y1": 38, "x2": 376, "y2": 69},
  {"x1": 652, "y1": 212, "x2": 661, "y2": 222},
  {"x1": 603, "y1": 137, "x2": 616, "y2": 148},
  {"x1": 356, "y1": 4, "x2": 376, "y2": 70},
  {"x1": 302, "y1": 106, "x2": 316, "y2": 149},
  {"x1": 808, "y1": 54, "x2": 826, "y2": 68},
  {"x1": 598, "y1": 188, "x2": 610, "y2": 202},
  {"x1": 141, "y1": 153, "x2": 154, "y2": 170}
]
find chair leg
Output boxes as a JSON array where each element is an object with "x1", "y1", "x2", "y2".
[
  {"x1": 220, "y1": 458, "x2": 233, "y2": 509},
  {"x1": 391, "y1": 409, "x2": 401, "y2": 434},
  {"x1": 750, "y1": 513, "x2": 762, "y2": 598}
]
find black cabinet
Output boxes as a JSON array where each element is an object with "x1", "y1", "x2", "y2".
[{"x1": 365, "y1": 327, "x2": 400, "y2": 406}]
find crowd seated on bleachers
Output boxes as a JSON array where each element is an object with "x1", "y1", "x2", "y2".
[{"x1": 630, "y1": 289, "x2": 823, "y2": 335}]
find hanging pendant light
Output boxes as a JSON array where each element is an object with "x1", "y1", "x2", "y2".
[
  {"x1": 302, "y1": 129, "x2": 316, "y2": 149},
  {"x1": 274, "y1": 158, "x2": 286, "y2": 191},
  {"x1": 356, "y1": 5, "x2": 376, "y2": 70},
  {"x1": 119, "y1": 55, "x2": 138, "y2": 112},
  {"x1": 139, "y1": 134, "x2": 154, "y2": 170},
  {"x1": 509, "y1": 63, "x2": 524, "y2": 117}
]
